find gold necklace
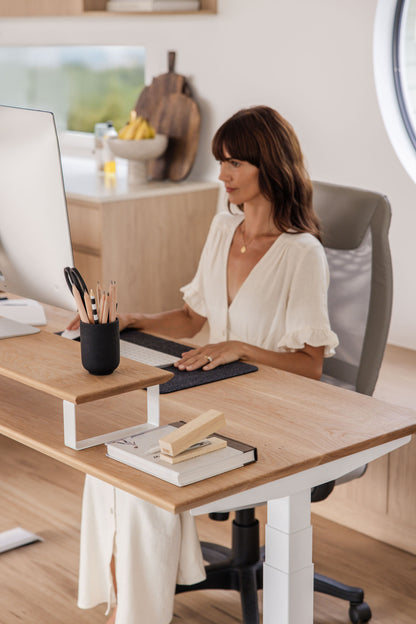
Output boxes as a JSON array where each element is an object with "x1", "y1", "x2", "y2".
[
  {"x1": 240, "y1": 225, "x2": 250, "y2": 254},
  {"x1": 240, "y1": 223, "x2": 278, "y2": 253}
]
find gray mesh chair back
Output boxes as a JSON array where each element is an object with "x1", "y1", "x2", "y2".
[
  {"x1": 313, "y1": 181, "x2": 393, "y2": 396},
  {"x1": 177, "y1": 182, "x2": 393, "y2": 624}
]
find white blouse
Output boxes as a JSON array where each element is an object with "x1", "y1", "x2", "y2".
[{"x1": 181, "y1": 211, "x2": 338, "y2": 356}]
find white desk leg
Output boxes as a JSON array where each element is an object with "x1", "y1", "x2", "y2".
[{"x1": 263, "y1": 490, "x2": 313, "y2": 624}]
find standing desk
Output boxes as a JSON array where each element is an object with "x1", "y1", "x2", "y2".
[{"x1": 1, "y1": 304, "x2": 416, "y2": 624}]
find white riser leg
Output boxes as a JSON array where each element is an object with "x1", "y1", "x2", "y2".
[{"x1": 63, "y1": 384, "x2": 160, "y2": 450}]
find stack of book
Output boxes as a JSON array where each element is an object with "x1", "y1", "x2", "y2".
[
  {"x1": 106, "y1": 417, "x2": 257, "y2": 487},
  {"x1": 106, "y1": 0, "x2": 200, "y2": 12}
]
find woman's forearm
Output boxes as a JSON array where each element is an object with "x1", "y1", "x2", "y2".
[
  {"x1": 121, "y1": 305, "x2": 205, "y2": 339},
  {"x1": 176, "y1": 339, "x2": 324, "y2": 380},
  {"x1": 239, "y1": 342, "x2": 324, "y2": 380}
]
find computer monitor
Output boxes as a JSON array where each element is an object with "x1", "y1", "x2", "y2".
[{"x1": 0, "y1": 105, "x2": 75, "y2": 313}]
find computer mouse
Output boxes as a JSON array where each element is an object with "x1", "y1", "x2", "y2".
[{"x1": 60, "y1": 328, "x2": 80, "y2": 340}]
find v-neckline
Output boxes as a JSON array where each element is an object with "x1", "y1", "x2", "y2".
[{"x1": 226, "y1": 217, "x2": 283, "y2": 309}]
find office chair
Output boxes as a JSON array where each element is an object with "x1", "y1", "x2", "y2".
[{"x1": 176, "y1": 181, "x2": 393, "y2": 624}]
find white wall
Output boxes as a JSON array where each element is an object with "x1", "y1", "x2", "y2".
[{"x1": 2, "y1": 0, "x2": 416, "y2": 348}]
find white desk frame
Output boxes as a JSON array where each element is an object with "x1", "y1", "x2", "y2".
[
  {"x1": 190, "y1": 435, "x2": 412, "y2": 624},
  {"x1": 63, "y1": 384, "x2": 160, "y2": 450}
]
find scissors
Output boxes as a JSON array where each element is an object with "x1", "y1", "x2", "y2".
[
  {"x1": 64, "y1": 267, "x2": 88, "y2": 299},
  {"x1": 64, "y1": 267, "x2": 91, "y2": 323}
]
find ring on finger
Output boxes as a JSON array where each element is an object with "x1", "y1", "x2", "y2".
[{"x1": 205, "y1": 355, "x2": 213, "y2": 363}]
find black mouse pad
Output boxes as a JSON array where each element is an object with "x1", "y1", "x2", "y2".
[{"x1": 120, "y1": 329, "x2": 258, "y2": 394}]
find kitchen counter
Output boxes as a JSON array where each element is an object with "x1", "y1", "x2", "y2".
[{"x1": 62, "y1": 156, "x2": 220, "y2": 203}]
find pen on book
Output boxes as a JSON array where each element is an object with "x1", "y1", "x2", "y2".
[{"x1": 145, "y1": 439, "x2": 212, "y2": 456}]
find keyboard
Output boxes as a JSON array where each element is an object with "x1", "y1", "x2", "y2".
[{"x1": 120, "y1": 339, "x2": 179, "y2": 368}]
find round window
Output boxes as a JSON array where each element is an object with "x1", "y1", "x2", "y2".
[
  {"x1": 374, "y1": 0, "x2": 416, "y2": 183},
  {"x1": 393, "y1": 0, "x2": 416, "y2": 150}
]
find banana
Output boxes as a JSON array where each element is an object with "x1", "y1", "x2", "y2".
[
  {"x1": 118, "y1": 110, "x2": 136, "y2": 139},
  {"x1": 134, "y1": 119, "x2": 150, "y2": 140},
  {"x1": 118, "y1": 124, "x2": 130, "y2": 139},
  {"x1": 118, "y1": 112, "x2": 157, "y2": 141},
  {"x1": 118, "y1": 111, "x2": 143, "y2": 140},
  {"x1": 123, "y1": 117, "x2": 143, "y2": 140},
  {"x1": 134, "y1": 119, "x2": 156, "y2": 140}
]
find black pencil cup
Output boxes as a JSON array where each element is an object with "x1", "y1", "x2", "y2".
[{"x1": 80, "y1": 319, "x2": 120, "y2": 375}]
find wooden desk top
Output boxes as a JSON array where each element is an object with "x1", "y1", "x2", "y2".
[
  {"x1": 0, "y1": 329, "x2": 172, "y2": 404},
  {"x1": 1, "y1": 302, "x2": 416, "y2": 514}
]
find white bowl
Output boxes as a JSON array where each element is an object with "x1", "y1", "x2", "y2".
[{"x1": 108, "y1": 134, "x2": 168, "y2": 162}]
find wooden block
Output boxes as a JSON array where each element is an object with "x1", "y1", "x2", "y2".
[
  {"x1": 159, "y1": 436, "x2": 227, "y2": 464},
  {"x1": 159, "y1": 409, "x2": 225, "y2": 457}
]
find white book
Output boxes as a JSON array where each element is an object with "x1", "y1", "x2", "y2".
[
  {"x1": 106, "y1": 422, "x2": 257, "y2": 487},
  {"x1": 0, "y1": 527, "x2": 43, "y2": 553},
  {"x1": 107, "y1": 0, "x2": 200, "y2": 12},
  {"x1": 0, "y1": 298, "x2": 46, "y2": 325}
]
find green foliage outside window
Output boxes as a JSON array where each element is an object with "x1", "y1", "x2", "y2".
[{"x1": 0, "y1": 46, "x2": 145, "y2": 133}]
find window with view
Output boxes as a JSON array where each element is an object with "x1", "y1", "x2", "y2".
[{"x1": 0, "y1": 46, "x2": 145, "y2": 133}]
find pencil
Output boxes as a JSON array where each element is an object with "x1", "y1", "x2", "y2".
[
  {"x1": 84, "y1": 290, "x2": 94, "y2": 324},
  {"x1": 98, "y1": 292, "x2": 105, "y2": 323},
  {"x1": 96, "y1": 281, "x2": 102, "y2": 317},
  {"x1": 72, "y1": 284, "x2": 89, "y2": 323},
  {"x1": 109, "y1": 281, "x2": 117, "y2": 323},
  {"x1": 113, "y1": 281, "x2": 118, "y2": 321},
  {"x1": 90, "y1": 289, "x2": 99, "y2": 324},
  {"x1": 100, "y1": 292, "x2": 109, "y2": 324}
]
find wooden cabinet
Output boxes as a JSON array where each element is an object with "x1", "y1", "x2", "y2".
[
  {"x1": 0, "y1": 0, "x2": 217, "y2": 16},
  {"x1": 66, "y1": 181, "x2": 219, "y2": 314},
  {"x1": 313, "y1": 344, "x2": 416, "y2": 556}
]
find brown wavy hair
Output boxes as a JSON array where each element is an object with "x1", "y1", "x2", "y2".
[{"x1": 212, "y1": 106, "x2": 320, "y2": 239}]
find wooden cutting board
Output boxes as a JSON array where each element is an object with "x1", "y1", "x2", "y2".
[
  {"x1": 134, "y1": 51, "x2": 192, "y2": 122},
  {"x1": 134, "y1": 51, "x2": 200, "y2": 181},
  {"x1": 147, "y1": 93, "x2": 201, "y2": 182}
]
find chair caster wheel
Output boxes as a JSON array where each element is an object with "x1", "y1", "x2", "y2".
[{"x1": 349, "y1": 602, "x2": 372, "y2": 623}]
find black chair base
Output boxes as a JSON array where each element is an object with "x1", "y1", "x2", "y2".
[
  {"x1": 314, "y1": 573, "x2": 372, "y2": 623},
  {"x1": 176, "y1": 508, "x2": 372, "y2": 624},
  {"x1": 176, "y1": 509, "x2": 263, "y2": 624}
]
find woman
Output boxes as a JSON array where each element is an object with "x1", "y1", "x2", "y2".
[{"x1": 76, "y1": 105, "x2": 338, "y2": 624}]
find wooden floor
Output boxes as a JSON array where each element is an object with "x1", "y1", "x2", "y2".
[{"x1": 1, "y1": 344, "x2": 416, "y2": 624}]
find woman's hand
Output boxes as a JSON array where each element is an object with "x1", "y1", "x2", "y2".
[
  {"x1": 66, "y1": 312, "x2": 136, "y2": 332},
  {"x1": 66, "y1": 314, "x2": 80, "y2": 330},
  {"x1": 117, "y1": 312, "x2": 136, "y2": 332},
  {"x1": 174, "y1": 341, "x2": 244, "y2": 371}
]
